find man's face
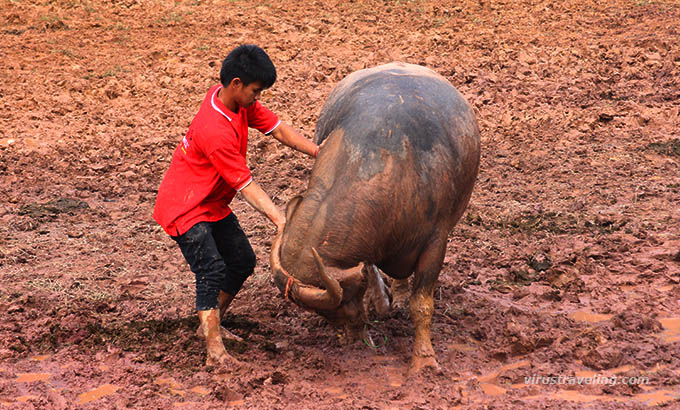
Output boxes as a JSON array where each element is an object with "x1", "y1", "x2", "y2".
[{"x1": 235, "y1": 80, "x2": 265, "y2": 108}]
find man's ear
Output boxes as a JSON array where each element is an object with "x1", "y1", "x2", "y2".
[{"x1": 229, "y1": 77, "x2": 243, "y2": 89}]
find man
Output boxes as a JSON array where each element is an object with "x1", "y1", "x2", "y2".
[{"x1": 153, "y1": 45, "x2": 318, "y2": 366}]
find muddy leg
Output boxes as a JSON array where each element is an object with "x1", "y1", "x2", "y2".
[
  {"x1": 391, "y1": 278, "x2": 410, "y2": 309},
  {"x1": 196, "y1": 291, "x2": 242, "y2": 342},
  {"x1": 408, "y1": 236, "x2": 446, "y2": 375},
  {"x1": 217, "y1": 291, "x2": 243, "y2": 341},
  {"x1": 217, "y1": 290, "x2": 234, "y2": 319},
  {"x1": 364, "y1": 264, "x2": 391, "y2": 318},
  {"x1": 197, "y1": 309, "x2": 239, "y2": 367}
]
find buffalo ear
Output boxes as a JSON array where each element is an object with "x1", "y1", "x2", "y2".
[{"x1": 285, "y1": 195, "x2": 303, "y2": 222}]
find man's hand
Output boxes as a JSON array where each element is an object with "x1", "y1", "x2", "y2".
[
  {"x1": 274, "y1": 214, "x2": 286, "y2": 234},
  {"x1": 315, "y1": 137, "x2": 328, "y2": 157}
]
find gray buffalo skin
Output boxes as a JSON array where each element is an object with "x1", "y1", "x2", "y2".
[{"x1": 271, "y1": 62, "x2": 480, "y2": 373}]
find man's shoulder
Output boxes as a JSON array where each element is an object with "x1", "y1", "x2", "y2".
[
  {"x1": 246, "y1": 100, "x2": 271, "y2": 115},
  {"x1": 190, "y1": 113, "x2": 235, "y2": 142},
  {"x1": 193, "y1": 90, "x2": 235, "y2": 133},
  {"x1": 189, "y1": 114, "x2": 239, "y2": 156}
]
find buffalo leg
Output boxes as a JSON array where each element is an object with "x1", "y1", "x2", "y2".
[
  {"x1": 391, "y1": 278, "x2": 410, "y2": 309},
  {"x1": 342, "y1": 288, "x2": 368, "y2": 343},
  {"x1": 408, "y1": 236, "x2": 446, "y2": 374}
]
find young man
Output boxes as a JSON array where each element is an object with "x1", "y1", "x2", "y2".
[{"x1": 153, "y1": 45, "x2": 318, "y2": 367}]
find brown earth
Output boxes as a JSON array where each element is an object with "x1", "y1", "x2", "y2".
[{"x1": 1, "y1": 0, "x2": 680, "y2": 408}]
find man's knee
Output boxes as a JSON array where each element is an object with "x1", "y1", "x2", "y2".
[
  {"x1": 230, "y1": 232, "x2": 256, "y2": 277},
  {"x1": 232, "y1": 248, "x2": 256, "y2": 285},
  {"x1": 220, "y1": 245, "x2": 256, "y2": 296}
]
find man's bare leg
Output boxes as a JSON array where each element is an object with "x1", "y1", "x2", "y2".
[
  {"x1": 218, "y1": 290, "x2": 234, "y2": 319},
  {"x1": 217, "y1": 291, "x2": 242, "y2": 341},
  {"x1": 197, "y1": 308, "x2": 237, "y2": 366},
  {"x1": 196, "y1": 291, "x2": 243, "y2": 342}
]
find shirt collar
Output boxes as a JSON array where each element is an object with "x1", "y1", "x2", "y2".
[{"x1": 210, "y1": 86, "x2": 238, "y2": 121}]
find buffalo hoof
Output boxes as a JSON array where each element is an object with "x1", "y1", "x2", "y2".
[{"x1": 408, "y1": 356, "x2": 439, "y2": 376}]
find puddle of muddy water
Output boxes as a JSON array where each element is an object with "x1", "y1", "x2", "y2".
[
  {"x1": 324, "y1": 362, "x2": 405, "y2": 400},
  {"x1": 525, "y1": 390, "x2": 623, "y2": 403},
  {"x1": 189, "y1": 386, "x2": 210, "y2": 396},
  {"x1": 469, "y1": 360, "x2": 533, "y2": 398},
  {"x1": 569, "y1": 311, "x2": 613, "y2": 323},
  {"x1": 156, "y1": 377, "x2": 182, "y2": 390},
  {"x1": 619, "y1": 282, "x2": 674, "y2": 293},
  {"x1": 15, "y1": 373, "x2": 51, "y2": 383},
  {"x1": 510, "y1": 383, "x2": 529, "y2": 389},
  {"x1": 658, "y1": 317, "x2": 680, "y2": 343},
  {"x1": 635, "y1": 390, "x2": 680, "y2": 406},
  {"x1": 448, "y1": 343, "x2": 476, "y2": 352},
  {"x1": 477, "y1": 360, "x2": 531, "y2": 384},
  {"x1": 156, "y1": 377, "x2": 186, "y2": 397},
  {"x1": 480, "y1": 383, "x2": 507, "y2": 396},
  {"x1": 325, "y1": 386, "x2": 348, "y2": 399},
  {"x1": 522, "y1": 387, "x2": 680, "y2": 405},
  {"x1": 76, "y1": 384, "x2": 119, "y2": 405}
]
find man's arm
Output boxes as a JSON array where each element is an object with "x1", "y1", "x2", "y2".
[
  {"x1": 238, "y1": 180, "x2": 285, "y2": 232},
  {"x1": 270, "y1": 122, "x2": 319, "y2": 158}
]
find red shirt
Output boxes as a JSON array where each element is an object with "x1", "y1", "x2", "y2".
[{"x1": 153, "y1": 84, "x2": 280, "y2": 236}]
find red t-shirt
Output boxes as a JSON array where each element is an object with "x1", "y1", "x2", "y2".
[{"x1": 153, "y1": 84, "x2": 280, "y2": 236}]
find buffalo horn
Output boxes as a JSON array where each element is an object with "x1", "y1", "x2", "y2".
[{"x1": 270, "y1": 230, "x2": 343, "y2": 311}]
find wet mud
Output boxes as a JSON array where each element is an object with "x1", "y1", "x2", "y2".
[{"x1": 1, "y1": 0, "x2": 679, "y2": 408}]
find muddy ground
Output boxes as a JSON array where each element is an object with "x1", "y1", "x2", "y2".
[{"x1": 1, "y1": 0, "x2": 680, "y2": 408}]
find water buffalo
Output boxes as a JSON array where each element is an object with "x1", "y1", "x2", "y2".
[{"x1": 270, "y1": 62, "x2": 480, "y2": 373}]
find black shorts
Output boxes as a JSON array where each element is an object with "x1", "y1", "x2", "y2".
[{"x1": 171, "y1": 213, "x2": 256, "y2": 311}]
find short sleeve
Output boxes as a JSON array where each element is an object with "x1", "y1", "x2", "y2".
[
  {"x1": 247, "y1": 101, "x2": 280, "y2": 135},
  {"x1": 205, "y1": 136, "x2": 252, "y2": 191}
]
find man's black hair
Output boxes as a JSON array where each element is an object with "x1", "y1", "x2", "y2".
[{"x1": 219, "y1": 44, "x2": 277, "y2": 88}]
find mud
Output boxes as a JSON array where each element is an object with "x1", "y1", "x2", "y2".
[{"x1": 1, "y1": 0, "x2": 679, "y2": 408}]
